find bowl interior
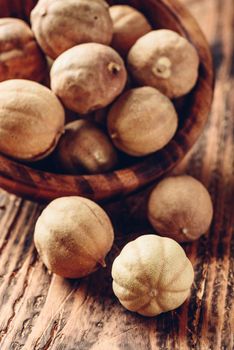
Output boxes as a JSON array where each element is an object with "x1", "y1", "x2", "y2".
[{"x1": 0, "y1": 0, "x2": 213, "y2": 202}]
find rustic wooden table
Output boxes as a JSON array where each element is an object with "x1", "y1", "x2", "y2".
[{"x1": 0, "y1": 0, "x2": 233, "y2": 349}]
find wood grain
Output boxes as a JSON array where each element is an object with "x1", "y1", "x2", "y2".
[
  {"x1": 0, "y1": 0, "x2": 233, "y2": 349},
  {"x1": 0, "y1": 0, "x2": 214, "y2": 203}
]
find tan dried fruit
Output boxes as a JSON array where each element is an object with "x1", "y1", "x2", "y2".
[
  {"x1": 0, "y1": 18, "x2": 46, "y2": 82},
  {"x1": 107, "y1": 86, "x2": 178, "y2": 156},
  {"x1": 148, "y1": 175, "x2": 213, "y2": 242},
  {"x1": 0, "y1": 79, "x2": 65, "y2": 161},
  {"x1": 110, "y1": 5, "x2": 152, "y2": 56},
  {"x1": 112, "y1": 234, "x2": 194, "y2": 316},
  {"x1": 31, "y1": 0, "x2": 113, "y2": 59},
  {"x1": 34, "y1": 196, "x2": 114, "y2": 278},
  {"x1": 128, "y1": 29, "x2": 199, "y2": 98},
  {"x1": 51, "y1": 43, "x2": 127, "y2": 114},
  {"x1": 55, "y1": 120, "x2": 118, "y2": 174}
]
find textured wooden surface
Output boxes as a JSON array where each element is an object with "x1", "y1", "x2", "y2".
[
  {"x1": 0, "y1": 0, "x2": 214, "y2": 202},
  {"x1": 0, "y1": 0, "x2": 233, "y2": 349}
]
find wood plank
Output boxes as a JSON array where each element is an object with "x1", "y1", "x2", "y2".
[{"x1": 0, "y1": 0, "x2": 233, "y2": 349}]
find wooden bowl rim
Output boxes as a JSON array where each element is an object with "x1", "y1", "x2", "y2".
[{"x1": 0, "y1": 0, "x2": 214, "y2": 202}]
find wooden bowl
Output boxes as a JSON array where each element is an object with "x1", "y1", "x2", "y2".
[{"x1": 0, "y1": 0, "x2": 214, "y2": 203}]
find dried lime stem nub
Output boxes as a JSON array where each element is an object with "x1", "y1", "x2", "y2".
[
  {"x1": 152, "y1": 56, "x2": 172, "y2": 79},
  {"x1": 108, "y1": 62, "x2": 121, "y2": 75},
  {"x1": 99, "y1": 258, "x2": 106, "y2": 268},
  {"x1": 39, "y1": 8, "x2": 47, "y2": 16},
  {"x1": 181, "y1": 227, "x2": 194, "y2": 240},
  {"x1": 110, "y1": 131, "x2": 118, "y2": 140}
]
